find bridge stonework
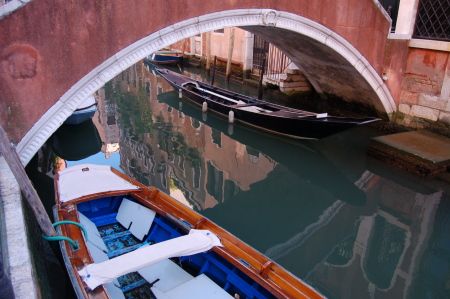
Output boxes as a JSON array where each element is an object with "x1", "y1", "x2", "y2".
[{"x1": 1, "y1": 0, "x2": 394, "y2": 164}]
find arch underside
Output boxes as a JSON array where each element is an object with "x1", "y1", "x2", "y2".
[
  {"x1": 17, "y1": 9, "x2": 396, "y2": 165},
  {"x1": 243, "y1": 26, "x2": 387, "y2": 113}
]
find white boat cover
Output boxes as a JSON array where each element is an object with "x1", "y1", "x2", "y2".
[
  {"x1": 78, "y1": 229, "x2": 222, "y2": 290},
  {"x1": 77, "y1": 95, "x2": 96, "y2": 110},
  {"x1": 57, "y1": 164, "x2": 139, "y2": 203}
]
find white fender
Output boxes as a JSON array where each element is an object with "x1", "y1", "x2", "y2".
[
  {"x1": 202, "y1": 102, "x2": 208, "y2": 112},
  {"x1": 179, "y1": 89, "x2": 182, "y2": 98},
  {"x1": 228, "y1": 123, "x2": 234, "y2": 135},
  {"x1": 228, "y1": 110, "x2": 234, "y2": 123}
]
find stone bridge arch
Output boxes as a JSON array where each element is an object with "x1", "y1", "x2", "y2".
[{"x1": 0, "y1": 3, "x2": 395, "y2": 165}]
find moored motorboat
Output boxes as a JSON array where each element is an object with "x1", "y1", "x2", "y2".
[
  {"x1": 145, "y1": 51, "x2": 183, "y2": 66},
  {"x1": 64, "y1": 95, "x2": 98, "y2": 125},
  {"x1": 52, "y1": 164, "x2": 325, "y2": 299},
  {"x1": 156, "y1": 68, "x2": 380, "y2": 139}
]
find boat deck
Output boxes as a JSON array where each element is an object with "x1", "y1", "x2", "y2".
[{"x1": 91, "y1": 213, "x2": 158, "y2": 298}]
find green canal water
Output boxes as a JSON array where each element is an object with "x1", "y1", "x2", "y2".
[{"x1": 28, "y1": 62, "x2": 449, "y2": 299}]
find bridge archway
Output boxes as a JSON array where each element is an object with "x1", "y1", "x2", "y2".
[{"x1": 17, "y1": 9, "x2": 396, "y2": 165}]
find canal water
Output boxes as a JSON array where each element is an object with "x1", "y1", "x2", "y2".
[{"x1": 28, "y1": 61, "x2": 449, "y2": 299}]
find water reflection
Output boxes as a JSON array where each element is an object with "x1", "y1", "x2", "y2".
[
  {"x1": 51, "y1": 120, "x2": 101, "y2": 161},
  {"x1": 31, "y1": 61, "x2": 449, "y2": 299}
]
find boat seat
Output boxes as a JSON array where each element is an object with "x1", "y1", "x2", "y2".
[
  {"x1": 104, "y1": 283, "x2": 125, "y2": 299},
  {"x1": 164, "y1": 274, "x2": 233, "y2": 299},
  {"x1": 116, "y1": 198, "x2": 156, "y2": 241},
  {"x1": 142, "y1": 265, "x2": 233, "y2": 299},
  {"x1": 78, "y1": 212, "x2": 108, "y2": 252},
  {"x1": 78, "y1": 212, "x2": 101, "y2": 237},
  {"x1": 150, "y1": 288, "x2": 172, "y2": 299},
  {"x1": 138, "y1": 259, "x2": 193, "y2": 293}
]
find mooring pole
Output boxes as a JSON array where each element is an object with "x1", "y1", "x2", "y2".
[
  {"x1": 206, "y1": 32, "x2": 211, "y2": 75},
  {"x1": 211, "y1": 56, "x2": 217, "y2": 85},
  {"x1": 258, "y1": 54, "x2": 267, "y2": 100},
  {"x1": 225, "y1": 28, "x2": 235, "y2": 83},
  {"x1": 0, "y1": 125, "x2": 57, "y2": 238}
]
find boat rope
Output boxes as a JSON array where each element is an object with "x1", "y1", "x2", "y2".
[{"x1": 42, "y1": 221, "x2": 88, "y2": 250}]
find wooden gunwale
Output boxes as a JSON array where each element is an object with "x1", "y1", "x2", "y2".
[{"x1": 54, "y1": 202, "x2": 109, "y2": 299}]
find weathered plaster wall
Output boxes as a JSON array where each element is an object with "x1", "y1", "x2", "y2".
[
  {"x1": 210, "y1": 28, "x2": 247, "y2": 65},
  {"x1": 383, "y1": 39, "x2": 410, "y2": 107},
  {"x1": 396, "y1": 47, "x2": 450, "y2": 132}
]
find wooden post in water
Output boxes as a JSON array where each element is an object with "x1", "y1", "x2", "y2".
[
  {"x1": 0, "y1": 124, "x2": 57, "y2": 238},
  {"x1": 225, "y1": 28, "x2": 235, "y2": 82},
  {"x1": 206, "y1": 32, "x2": 211, "y2": 75},
  {"x1": 211, "y1": 56, "x2": 217, "y2": 85},
  {"x1": 182, "y1": 38, "x2": 188, "y2": 56},
  {"x1": 258, "y1": 54, "x2": 267, "y2": 100}
]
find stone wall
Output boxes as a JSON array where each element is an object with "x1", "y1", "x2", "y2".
[{"x1": 396, "y1": 47, "x2": 450, "y2": 135}]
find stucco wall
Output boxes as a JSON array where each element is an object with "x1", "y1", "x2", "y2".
[
  {"x1": 396, "y1": 47, "x2": 450, "y2": 131},
  {"x1": 210, "y1": 28, "x2": 247, "y2": 64}
]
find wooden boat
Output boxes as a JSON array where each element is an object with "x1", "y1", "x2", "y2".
[
  {"x1": 64, "y1": 95, "x2": 98, "y2": 125},
  {"x1": 156, "y1": 68, "x2": 380, "y2": 139},
  {"x1": 53, "y1": 164, "x2": 325, "y2": 299},
  {"x1": 145, "y1": 51, "x2": 182, "y2": 66}
]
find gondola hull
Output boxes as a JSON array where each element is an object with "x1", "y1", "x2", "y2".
[{"x1": 156, "y1": 68, "x2": 380, "y2": 139}]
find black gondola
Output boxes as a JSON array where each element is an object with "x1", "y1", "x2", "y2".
[{"x1": 156, "y1": 68, "x2": 380, "y2": 139}]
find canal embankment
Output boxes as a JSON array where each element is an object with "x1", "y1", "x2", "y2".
[
  {"x1": 368, "y1": 130, "x2": 450, "y2": 177},
  {"x1": 0, "y1": 157, "x2": 69, "y2": 299},
  {"x1": 0, "y1": 157, "x2": 37, "y2": 298}
]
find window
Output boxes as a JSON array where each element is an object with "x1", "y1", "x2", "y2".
[{"x1": 414, "y1": 0, "x2": 450, "y2": 41}]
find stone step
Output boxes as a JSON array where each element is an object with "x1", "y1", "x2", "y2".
[
  {"x1": 243, "y1": 78, "x2": 260, "y2": 88},
  {"x1": 367, "y1": 130, "x2": 450, "y2": 177}
]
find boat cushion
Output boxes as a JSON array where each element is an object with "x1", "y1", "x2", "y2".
[
  {"x1": 138, "y1": 259, "x2": 193, "y2": 292},
  {"x1": 78, "y1": 212, "x2": 108, "y2": 252},
  {"x1": 104, "y1": 282, "x2": 125, "y2": 299},
  {"x1": 116, "y1": 198, "x2": 156, "y2": 241},
  {"x1": 87, "y1": 240, "x2": 109, "y2": 263},
  {"x1": 78, "y1": 212, "x2": 101, "y2": 237},
  {"x1": 165, "y1": 274, "x2": 233, "y2": 299},
  {"x1": 151, "y1": 287, "x2": 172, "y2": 299},
  {"x1": 86, "y1": 240, "x2": 120, "y2": 288}
]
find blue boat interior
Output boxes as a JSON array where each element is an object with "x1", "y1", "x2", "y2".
[
  {"x1": 149, "y1": 54, "x2": 181, "y2": 62},
  {"x1": 76, "y1": 195, "x2": 276, "y2": 299}
]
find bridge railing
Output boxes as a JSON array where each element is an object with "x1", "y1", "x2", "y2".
[{"x1": 379, "y1": 0, "x2": 400, "y2": 32}]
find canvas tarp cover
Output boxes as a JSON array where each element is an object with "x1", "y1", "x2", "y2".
[{"x1": 57, "y1": 164, "x2": 139, "y2": 202}]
